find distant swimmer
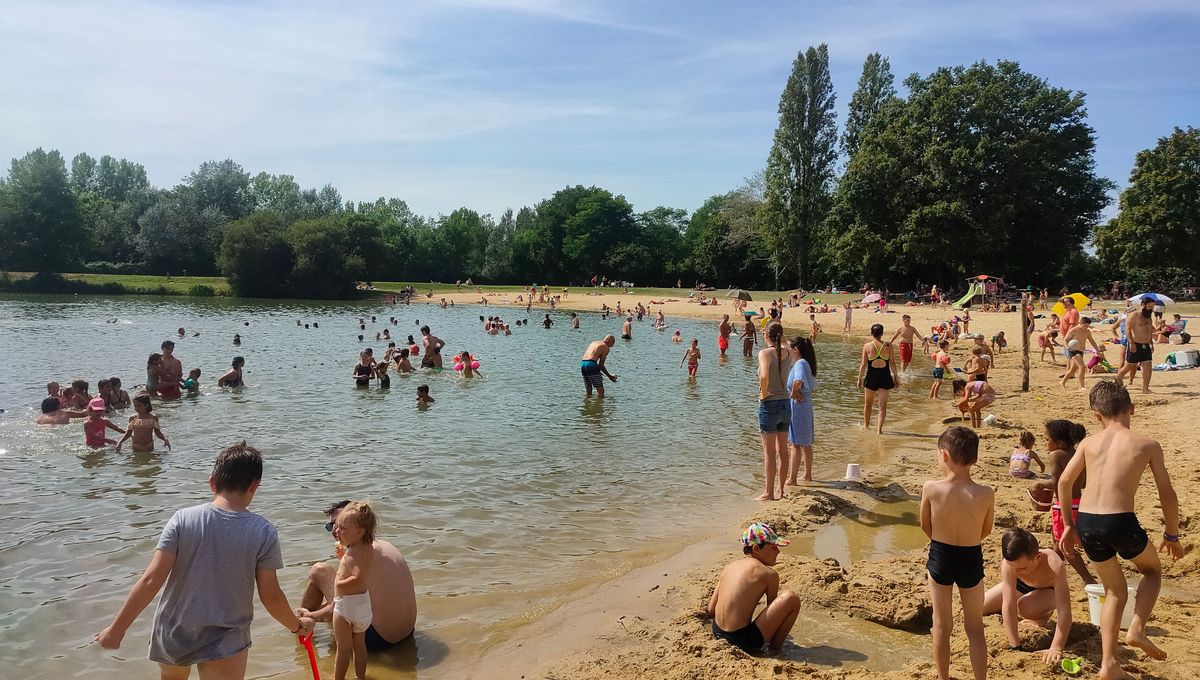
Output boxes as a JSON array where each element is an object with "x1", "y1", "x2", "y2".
[{"x1": 580, "y1": 336, "x2": 619, "y2": 398}]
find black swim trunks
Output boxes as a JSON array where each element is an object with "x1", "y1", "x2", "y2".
[
  {"x1": 927, "y1": 539, "x2": 984, "y2": 588},
  {"x1": 364, "y1": 625, "x2": 412, "y2": 652},
  {"x1": 1015, "y1": 579, "x2": 1048, "y2": 595},
  {"x1": 1126, "y1": 342, "x2": 1152, "y2": 364},
  {"x1": 712, "y1": 619, "x2": 765, "y2": 652},
  {"x1": 1075, "y1": 511, "x2": 1149, "y2": 562}
]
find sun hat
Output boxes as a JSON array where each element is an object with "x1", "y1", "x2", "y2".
[
  {"x1": 88, "y1": 397, "x2": 107, "y2": 411},
  {"x1": 742, "y1": 522, "x2": 790, "y2": 548}
]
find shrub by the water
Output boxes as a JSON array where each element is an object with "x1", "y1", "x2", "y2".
[{"x1": 187, "y1": 284, "x2": 216, "y2": 297}]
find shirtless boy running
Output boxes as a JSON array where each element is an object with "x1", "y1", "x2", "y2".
[
  {"x1": 890, "y1": 314, "x2": 928, "y2": 373},
  {"x1": 707, "y1": 523, "x2": 800, "y2": 653},
  {"x1": 1058, "y1": 380, "x2": 1183, "y2": 680}
]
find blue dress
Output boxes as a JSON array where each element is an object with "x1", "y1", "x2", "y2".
[{"x1": 787, "y1": 359, "x2": 816, "y2": 446}]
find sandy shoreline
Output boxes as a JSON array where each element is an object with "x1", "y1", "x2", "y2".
[{"x1": 429, "y1": 290, "x2": 1200, "y2": 680}]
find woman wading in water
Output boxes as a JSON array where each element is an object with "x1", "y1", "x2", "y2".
[
  {"x1": 755, "y1": 322, "x2": 794, "y2": 500},
  {"x1": 857, "y1": 323, "x2": 899, "y2": 433}
]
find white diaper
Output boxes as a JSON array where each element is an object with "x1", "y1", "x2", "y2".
[{"x1": 333, "y1": 592, "x2": 373, "y2": 633}]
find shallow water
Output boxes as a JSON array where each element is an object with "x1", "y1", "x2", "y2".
[{"x1": 0, "y1": 296, "x2": 931, "y2": 678}]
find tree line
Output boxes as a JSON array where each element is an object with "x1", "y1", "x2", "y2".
[{"x1": 1, "y1": 50, "x2": 1196, "y2": 298}]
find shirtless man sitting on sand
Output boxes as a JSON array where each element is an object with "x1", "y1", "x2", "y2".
[
  {"x1": 580, "y1": 336, "x2": 619, "y2": 398},
  {"x1": 297, "y1": 501, "x2": 418, "y2": 651},
  {"x1": 708, "y1": 523, "x2": 800, "y2": 654}
]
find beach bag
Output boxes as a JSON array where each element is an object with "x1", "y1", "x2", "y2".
[
  {"x1": 1182, "y1": 332, "x2": 1191, "y2": 344},
  {"x1": 1169, "y1": 333, "x2": 1183, "y2": 345}
]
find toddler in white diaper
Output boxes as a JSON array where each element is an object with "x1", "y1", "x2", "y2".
[{"x1": 333, "y1": 501, "x2": 377, "y2": 680}]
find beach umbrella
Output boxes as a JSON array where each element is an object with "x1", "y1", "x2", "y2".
[
  {"x1": 861, "y1": 293, "x2": 882, "y2": 304},
  {"x1": 728, "y1": 289, "x2": 753, "y2": 301},
  {"x1": 1128, "y1": 292, "x2": 1174, "y2": 305},
  {"x1": 1051, "y1": 293, "x2": 1090, "y2": 317}
]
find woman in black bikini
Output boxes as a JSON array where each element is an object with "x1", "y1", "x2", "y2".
[
  {"x1": 217, "y1": 356, "x2": 245, "y2": 388},
  {"x1": 857, "y1": 324, "x2": 899, "y2": 433}
]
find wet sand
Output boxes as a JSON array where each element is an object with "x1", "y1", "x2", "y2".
[{"x1": 431, "y1": 290, "x2": 1200, "y2": 680}]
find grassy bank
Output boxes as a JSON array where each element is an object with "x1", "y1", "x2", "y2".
[{"x1": 0, "y1": 272, "x2": 229, "y2": 296}]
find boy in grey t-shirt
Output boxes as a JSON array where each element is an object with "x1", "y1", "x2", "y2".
[{"x1": 96, "y1": 441, "x2": 314, "y2": 678}]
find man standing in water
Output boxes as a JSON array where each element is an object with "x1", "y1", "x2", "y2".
[
  {"x1": 158, "y1": 340, "x2": 183, "y2": 400},
  {"x1": 297, "y1": 501, "x2": 418, "y2": 652},
  {"x1": 1115, "y1": 298, "x2": 1156, "y2": 393},
  {"x1": 419, "y1": 325, "x2": 445, "y2": 368},
  {"x1": 621, "y1": 315, "x2": 633, "y2": 340},
  {"x1": 581, "y1": 335, "x2": 619, "y2": 398},
  {"x1": 718, "y1": 314, "x2": 732, "y2": 357}
]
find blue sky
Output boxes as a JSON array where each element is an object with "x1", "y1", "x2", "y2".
[{"x1": 2, "y1": 0, "x2": 1197, "y2": 220}]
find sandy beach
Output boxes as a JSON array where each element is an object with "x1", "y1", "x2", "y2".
[{"x1": 432, "y1": 289, "x2": 1200, "y2": 680}]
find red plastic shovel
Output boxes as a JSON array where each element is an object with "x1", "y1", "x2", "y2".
[{"x1": 299, "y1": 634, "x2": 320, "y2": 680}]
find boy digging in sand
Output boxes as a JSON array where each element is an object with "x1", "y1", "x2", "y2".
[
  {"x1": 1058, "y1": 380, "x2": 1183, "y2": 680},
  {"x1": 707, "y1": 523, "x2": 800, "y2": 654},
  {"x1": 921, "y1": 426, "x2": 995, "y2": 680}
]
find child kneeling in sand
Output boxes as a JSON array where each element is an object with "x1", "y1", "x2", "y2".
[
  {"x1": 982, "y1": 528, "x2": 1072, "y2": 666},
  {"x1": 707, "y1": 523, "x2": 800, "y2": 653},
  {"x1": 1058, "y1": 380, "x2": 1183, "y2": 680},
  {"x1": 332, "y1": 501, "x2": 377, "y2": 680},
  {"x1": 921, "y1": 426, "x2": 994, "y2": 680}
]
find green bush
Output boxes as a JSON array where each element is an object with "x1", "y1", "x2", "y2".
[{"x1": 187, "y1": 284, "x2": 216, "y2": 297}]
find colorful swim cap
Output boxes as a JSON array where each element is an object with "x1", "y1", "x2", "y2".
[
  {"x1": 742, "y1": 522, "x2": 790, "y2": 548},
  {"x1": 88, "y1": 397, "x2": 107, "y2": 411}
]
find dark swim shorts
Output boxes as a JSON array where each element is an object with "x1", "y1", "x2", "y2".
[
  {"x1": 927, "y1": 539, "x2": 984, "y2": 588},
  {"x1": 1126, "y1": 342, "x2": 1153, "y2": 364},
  {"x1": 1076, "y1": 511, "x2": 1149, "y2": 563},
  {"x1": 712, "y1": 619, "x2": 765, "y2": 652},
  {"x1": 364, "y1": 625, "x2": 412, "y2": 652}
]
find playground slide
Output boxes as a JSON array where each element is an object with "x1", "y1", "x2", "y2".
[{"x1": 952, "y1": 282, "x2": 984, "y2": 308}]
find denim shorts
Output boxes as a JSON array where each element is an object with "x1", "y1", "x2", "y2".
[{"x1": 758, "y1": 398, "x2": 791, "y2": 432}]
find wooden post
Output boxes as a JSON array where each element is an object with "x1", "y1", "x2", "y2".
[{"x1": 1021, "y1": 292, "x2": 1031, "y2": 391}]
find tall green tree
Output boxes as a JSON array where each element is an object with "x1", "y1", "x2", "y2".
[
  {"x1": 249, "y1": 173, "x2": 304, "y2": 224},
  {"x1": 825, "y1": 60, "x2": 1111, "y2": 286},
  {"x1": 217, "y1": 212, "x2": 294, "y2": 297},
  {"x1": 136, "y1": 191, "x2": 226, "y2": 274},
  {"x1": 1095, "y1": 127, "x2": 1200, "y2": 280},
  {"x1": 287, "y1": 215, "x2": 363, "y2": 298},
  {"x1": 186, "y1": 159, "x2": 252, "y2": 220},
  {"x1": 760, "y1": 43, "x2": 838, "y2": 288},
  {"x1": 0, "y1": 148, "x2": 84, "y2": 271},
  {"x1": 94, "y1": 155, "x2": 149, "y2": 203},
  {"x1": 842, "y1": 52, "x2": 896, "y2": 159}
]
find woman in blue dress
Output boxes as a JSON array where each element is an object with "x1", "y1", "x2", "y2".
[{"x1": 786, "y1": 335, "x2": 818, "y2": 484}]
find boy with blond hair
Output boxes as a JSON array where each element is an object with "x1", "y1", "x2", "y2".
[
  {"x1": 921, "y1": 426, "x2": 995, "y2": 680},
  {"x1": 1058, "y1": 381, "x2": 1182, "y2": 680}
]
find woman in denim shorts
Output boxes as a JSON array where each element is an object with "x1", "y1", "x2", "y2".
[{"x1": 756, "y1": 322, "x2": 794, "y2": 500}]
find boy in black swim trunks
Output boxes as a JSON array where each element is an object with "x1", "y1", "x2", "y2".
[
  {"x1": 706, "y1": 523, "x2": 800, "y2": 654},
  {"x1": 1058, "y1": 380, "x2": 1182, "y2": 679},
  {"x1": 920, "y1": 426, "x2": 994, "y2": 680},
  {"x1": 981, "y1": 528, "x2": 1072, "y2": 666}
]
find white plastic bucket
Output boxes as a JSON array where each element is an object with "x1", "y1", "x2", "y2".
[
  {"x1": 844, "y1": 463, "x2": 862, "y2": 481},
  {"x1": 1084, "y1": 583, "x2": 1137, "y2": 629}
]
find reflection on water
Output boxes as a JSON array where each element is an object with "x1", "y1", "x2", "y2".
[{"x1": 0, "y1": 295, "x2": 933, "y2": 678}]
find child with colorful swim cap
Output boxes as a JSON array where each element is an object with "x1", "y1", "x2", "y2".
[{"x1": 706, "y1": 523, "x2": 800, "y2": 653}]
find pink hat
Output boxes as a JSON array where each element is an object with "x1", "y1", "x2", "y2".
[{"x1": 88, "y1": 397, "x2": 107, "y2": 411}]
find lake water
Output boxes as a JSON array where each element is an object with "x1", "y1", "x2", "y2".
[{"x1": 0, "y1": 295, "x2": 931, "y2": 678}]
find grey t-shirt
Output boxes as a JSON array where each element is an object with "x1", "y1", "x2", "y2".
[{"x1": 148, "y1": 503, "x2": 283, "y2": 666}]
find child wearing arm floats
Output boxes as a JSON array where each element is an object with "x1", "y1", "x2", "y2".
[
  {"x1": 95, "y1": 441, "x2": 314, "y2": 679},
  {"x1": 1058, "y1": 380, "x2": 1183, "y2": 680},
  {"x1": 921, "y1": 426, "x2": 995, "y2": 680},
  {"x1": 707, "y1": 523, "x2": 801, "y2": 654}
]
